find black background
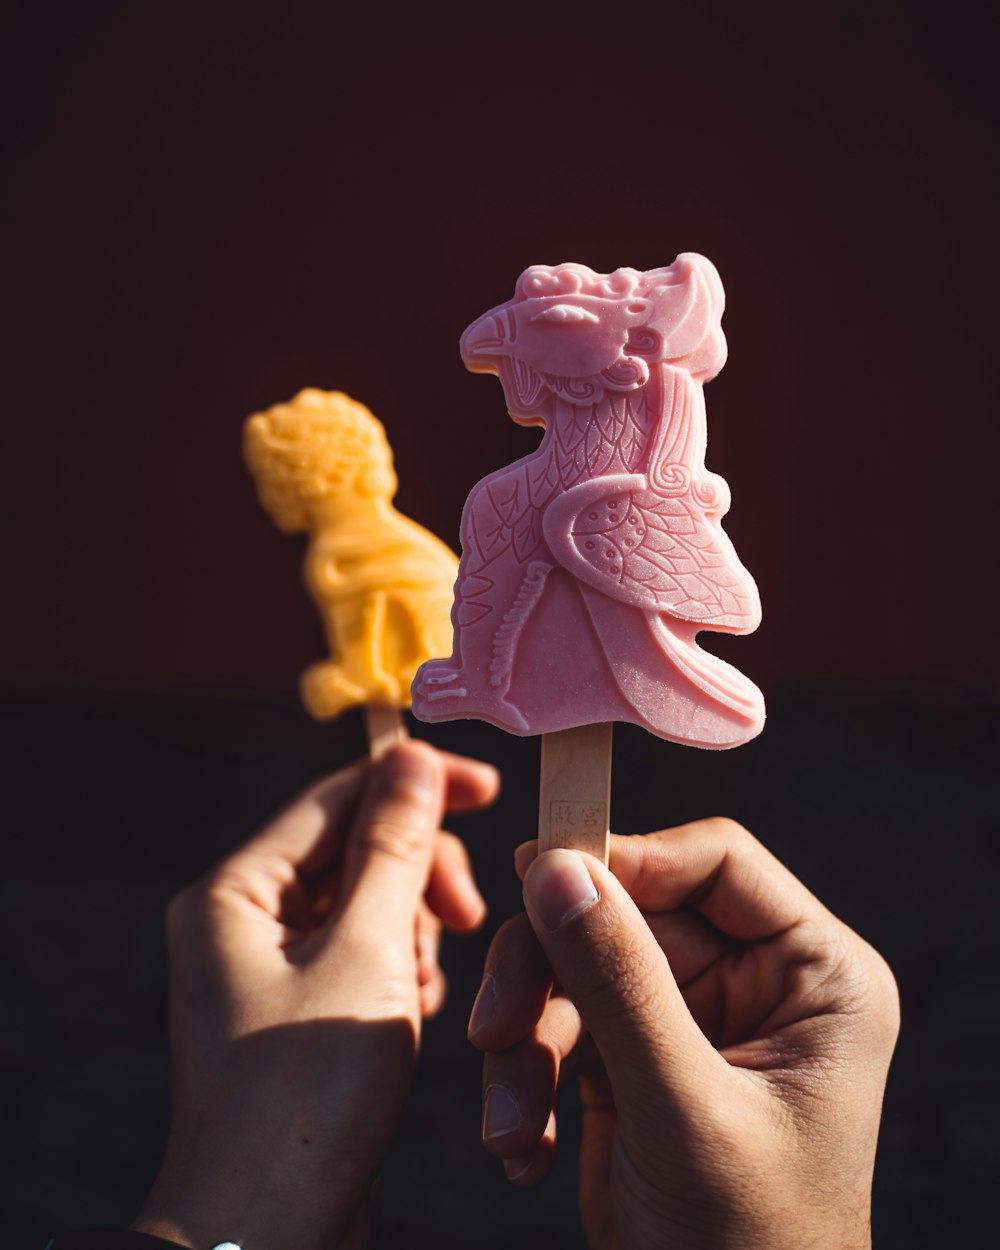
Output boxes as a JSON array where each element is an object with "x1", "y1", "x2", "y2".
[{"x1": 2, "y1": 1, "x2": 997, "y2": 1245}]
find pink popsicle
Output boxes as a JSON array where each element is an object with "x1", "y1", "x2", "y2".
[{"x1": 412, "y1": 254, "x2": 763, "y2": 750}]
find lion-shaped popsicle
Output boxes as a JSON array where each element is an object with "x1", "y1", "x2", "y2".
[
  {"x1": 411, "y1": 254, "x2": 764, "y2": 749},
  {"x1": 245, "y1": 389, "x2": 458, "y2": 720}
]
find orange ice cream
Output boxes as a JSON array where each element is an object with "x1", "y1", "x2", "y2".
[{"x1": 244, "y1": 389, "x2": 458, "y2": 720}]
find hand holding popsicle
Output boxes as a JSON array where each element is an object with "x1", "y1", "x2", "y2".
[
  {"x1": 132, "y1": 744, "x2": 498, "y2": 1250},
  {"x1": 470, "y1": 827, "x2": 899, "y2": 1250}
]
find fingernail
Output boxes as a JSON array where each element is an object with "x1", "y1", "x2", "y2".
[
  {"x1": 468, "y1": 974, "x2": 496, "y2": 1038},
  {"x1": 482, "y1": 1084, "x2": 522, "y2": 1141},
  {"x1": 526, "y1": 849, "x2": 599, "y2": 932},
  {"x1": 504, "y1": 1153, "x2": 534, "y2": 1180}
]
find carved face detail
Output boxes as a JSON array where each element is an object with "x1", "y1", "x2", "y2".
[
  {"x1": 244, "y1": 389, "x2": 397, "y2": 532},
  {"x1": 460, "y1": 254, "x2": 727, "y2": 421}
]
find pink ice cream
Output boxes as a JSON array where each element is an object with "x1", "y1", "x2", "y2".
[{"x1": 412, "y1": 254, "x2": 763, "y2": 748}]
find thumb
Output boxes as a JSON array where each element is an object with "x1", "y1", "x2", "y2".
[
  {"x1": 522, "y1": 848, "x2": 724, "y2": 1121},
  {"x1": 338, "y1": 741, "x2": 445, "y2": 937}
]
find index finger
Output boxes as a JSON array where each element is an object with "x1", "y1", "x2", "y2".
[
  {"x1": 436, "y1": 751, "x2": 501, "y2": 813},
  {"x1": 611, "y1": 818, "x2": 829, "y2": 940},
  {"x1": 516, "y1": 818, "x2": 828, "y2": 943}
]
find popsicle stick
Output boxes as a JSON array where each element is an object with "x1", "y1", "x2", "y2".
[
  {"x1": 364, "y1": 704, "x2": 408, "y2": 760},
  {"x1": 538, "y1": 723, "x2": 612, "y2": 865}
]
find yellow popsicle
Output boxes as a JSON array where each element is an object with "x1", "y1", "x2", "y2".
[{"x1": 244, "y1": 388, "x2": 458, "y2": 721}]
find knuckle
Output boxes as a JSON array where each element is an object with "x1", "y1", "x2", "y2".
[
  {"x1": 173, "y1": 863, "x2": 260, "y2": 916},
  {"x1": 858, "y1": 943, "x2": 901, "y2": 1044},
  {"x1": 535, "y1": 994, "x2": 585, "y2": 1061},
  {"x1": 703, "y1": 815, "x2": 753, "y2": 844},
  {"x1": 360, "y1": 814, "x2": 428, "y2": 865},
  {"x1": 812, "y1": 926, "x2": 902, "y2": 1051},
  {"x1": 202, "y1": 865, "x2": 255, "y2": 905}
]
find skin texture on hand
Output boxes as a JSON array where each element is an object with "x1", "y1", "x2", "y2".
[
  {"x1": 469, "y1": 820, "x2": 900, "y2": 1250},
  {"x1": 132, "y1": 741, "x2": 498, "y2": 1250}
]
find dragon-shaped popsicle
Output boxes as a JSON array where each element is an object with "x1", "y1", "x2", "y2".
[{"x1": 411, "y1": 254, "x2": 764, "y2": 749}]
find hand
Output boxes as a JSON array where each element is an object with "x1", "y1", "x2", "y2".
[
  {"x1": 133, "y1": 741, "x2": 498, "y2": 1250},
  {"x1": 469, "y1": 820, "x2": 899, "y2": 1250}
]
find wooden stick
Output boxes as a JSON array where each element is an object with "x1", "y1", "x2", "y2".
[
  {"x1": 538, "y1": 722, "x2": 612, "y2": 865},
  {"x1": 364, "y1": 704, "x2": 408, "y2": 760}
]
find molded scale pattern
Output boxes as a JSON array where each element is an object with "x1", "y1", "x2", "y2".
[{"x1": 412, "y1": 255, "x2": 764, "y2": 749}]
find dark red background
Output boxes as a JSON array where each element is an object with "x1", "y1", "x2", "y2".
[
  {"x1": 5, "y1": 1, "x2": 997, "y2": 699},
  {"x1": 3, "y1": 6, "x2": 998, "y2": 1247}
]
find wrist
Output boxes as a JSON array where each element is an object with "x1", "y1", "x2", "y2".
[
  {"x1": 132, "y1": 1184, "x2": 354, "y2": 1250},
  {"x1": 133, "y1": 1137, "x2": 366, "y2": 1250}
]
